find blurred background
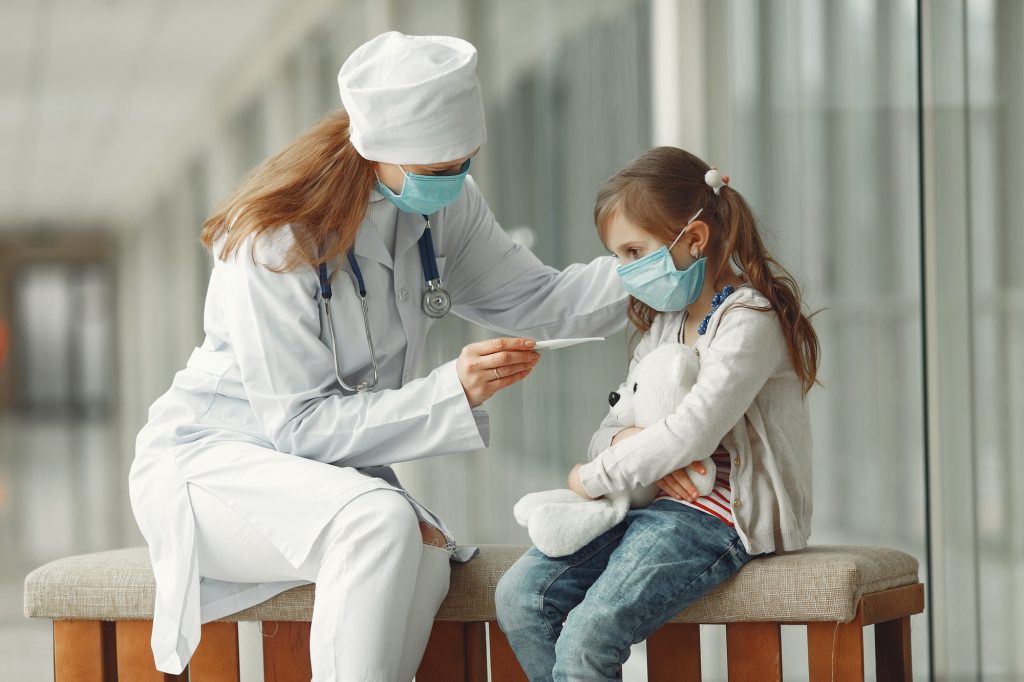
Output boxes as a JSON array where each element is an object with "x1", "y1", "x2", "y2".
[{"x1": 0, "y1": 0, "x2": 1020, "y2": 679}]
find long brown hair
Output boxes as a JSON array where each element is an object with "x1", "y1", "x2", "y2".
[
  {"x1": 594, "y1": 146, "x2": 820, "y2": 393},
  {"x1": 201, "y1": 111, "x2": 375, "y2": 271}
]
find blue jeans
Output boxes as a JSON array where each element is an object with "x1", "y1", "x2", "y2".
[{"x1": 494, "y1": 499, "x2": 753, "y2": 682}]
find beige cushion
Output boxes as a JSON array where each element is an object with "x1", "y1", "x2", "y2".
[{"x1": 24, "y1": 544, "x2": 918, "y2": 625}]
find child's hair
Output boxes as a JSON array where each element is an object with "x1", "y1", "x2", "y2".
[{"x1": 594, "y1": 146, "x2": 820, "y2": 393}]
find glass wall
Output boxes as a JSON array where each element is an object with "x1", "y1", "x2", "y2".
[{"x1": 967, "y1": 1, "x2": 1024, "y2": 678}]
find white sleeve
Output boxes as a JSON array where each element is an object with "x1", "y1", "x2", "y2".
[
  {"x1": 215, "y1": 231, "x2": 487, "y2": 466},
  {"x1": 578, "y1": 306, "x2": 786, "y2": 496},
  {"x1": 443, "y1": 177, "x2": 628, "y2": 340}
]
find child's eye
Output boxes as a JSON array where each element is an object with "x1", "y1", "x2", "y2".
[{"x1": 627, "y1": 248, "x2": 641, "y2": 258}]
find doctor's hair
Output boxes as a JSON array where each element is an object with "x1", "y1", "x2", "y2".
[
  {"x1": 201, "y1": 111, "x2": 375, "y2": 270},
  {"x1": 594, "y1": 146, "x2": 820, "y2": 393}
]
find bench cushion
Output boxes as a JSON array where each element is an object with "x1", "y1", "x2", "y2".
[{"x1": 24, "y1": 544, "x2": 918, "y2": 625}]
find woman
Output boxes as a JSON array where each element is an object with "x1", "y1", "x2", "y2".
[{"x1": 129, "y1": 31, "x2": 626, "y2": 679}]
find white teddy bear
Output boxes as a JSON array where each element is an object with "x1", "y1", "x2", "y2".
[{"x1": 514, "y1": 343, "x2": 717, "y2": 557}]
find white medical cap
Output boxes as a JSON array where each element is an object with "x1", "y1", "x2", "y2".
[{"x1": 338, "y1": 31, "x2": 487, "y2": 164}]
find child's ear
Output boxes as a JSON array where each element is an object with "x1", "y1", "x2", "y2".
[{"x1": 686, "y1": 220, "x2": 711, "y2": 256}]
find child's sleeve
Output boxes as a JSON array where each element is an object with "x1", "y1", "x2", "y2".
[
  {"x1": 578, "y1": 305, "x2": 786, "y2": 496},
  {"x1": 586, "y1": 328, "x2": 658, "y2": 461}
]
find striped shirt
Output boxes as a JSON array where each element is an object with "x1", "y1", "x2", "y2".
[{"x1": 658, "y1": 446, "x2": 734, "y2": 526}]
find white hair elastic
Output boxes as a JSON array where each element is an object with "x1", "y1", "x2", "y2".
[{"x1": 704, "y1": 168, "x2": 727, "y2": 195}]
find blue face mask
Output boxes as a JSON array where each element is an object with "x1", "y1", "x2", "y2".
[
  {"x1": 615, "y1": 208, "x2": 706, "y2": 312},
  {"x1": 376, "y1": 159, "x2": 471, "y2": 215}
]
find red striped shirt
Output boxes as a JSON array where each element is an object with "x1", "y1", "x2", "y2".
[{"x1": 658, "y1": 447, "x2": 734, "y2": 526}]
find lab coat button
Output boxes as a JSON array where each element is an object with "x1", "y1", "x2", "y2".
[
  {"x1": 733, "y1": 456, "x2": 741, "y2": 469},
  {"x1": 398, "y1": 289, "x2": 410, "y2": 301},
  {"x1": 733, "y1": 499, "x2": 742, "y2": 509}
]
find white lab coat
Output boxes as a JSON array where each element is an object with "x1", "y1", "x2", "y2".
[{"x1": 128, "y1": 176, "x2": 627, "y2": 673}]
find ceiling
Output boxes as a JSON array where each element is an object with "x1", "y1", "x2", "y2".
[{"x1": 0, "y1": 0, "x2": 298, "y2": 229}]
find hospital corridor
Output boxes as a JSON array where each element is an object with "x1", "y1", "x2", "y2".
[{"x1": 2, "y1": 0, "x2": 1023, "y2": 680}]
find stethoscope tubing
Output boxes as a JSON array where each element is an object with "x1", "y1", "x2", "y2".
[{"x1": 318, "y1": 216, "x2": 449, "y2": 392}]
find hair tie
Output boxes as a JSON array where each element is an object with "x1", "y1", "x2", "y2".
[{"x1": 704, "y1": 167, "x2": 730, "y2": 195}]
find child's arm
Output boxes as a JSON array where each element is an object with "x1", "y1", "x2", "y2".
[{"x1": 577, "y1": 304, "x2": 787, "y2": 497}]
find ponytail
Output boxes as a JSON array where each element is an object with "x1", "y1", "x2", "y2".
[{"x1": 715, "y1": 188, "x2": 820, "y2": 393}]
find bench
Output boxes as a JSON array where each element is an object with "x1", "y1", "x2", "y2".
[{"x1": 24, "y1": 544, "x2": 924, "y2": 681}]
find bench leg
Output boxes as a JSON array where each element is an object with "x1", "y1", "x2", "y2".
[
  {"x1": 54, "y1": 620, "x2": 116, "y2": 682},
  {"x1": 488, "y1": 621, "x2": 528, "y2": 682},
  {"x1": 189, "y1": 621, "x2": 240, "y2": 682},
  {"x1": 417, "y1": 621, "x2": 488, "y2": 682},
  {"x1": 875, "y1": 616, "x2": 912, "y2": 682},
  {"x1": 808, "y1": 619, "x2": 864, "y2": 681},
  {"x1": 726, "y1": 622, "x2": 782, "y2": 681},
  {"x1": 261, "y1": 621, "x2": 312, "y2": 682},
  {"x1": 115, "y1": 620, "x2": 187, "y2": 681},
  {"x1": 647, "y1": 623, "x2": 701, "y2": 681}
]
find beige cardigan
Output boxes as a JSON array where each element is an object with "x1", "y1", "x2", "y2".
[{"x1": 578, "y1": 286, "x2": 813, "y2": 555}]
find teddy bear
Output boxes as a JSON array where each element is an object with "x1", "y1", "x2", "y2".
[{"x1": 513, "y1": 343, "x2": 717, "y2": 557}]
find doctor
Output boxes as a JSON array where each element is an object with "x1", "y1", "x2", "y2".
[{"x1": 129, "y1": 31, "x2": 626, "y2": 680}]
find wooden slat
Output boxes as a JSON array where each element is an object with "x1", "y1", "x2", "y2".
[
  {"x1": 417, "y1": 621, "x2": 488, "y2": 682},
  {"x1": 807, "y1": 610, "x2": 865, "y2": 682},
  {"x1": 487, "y1": 622, "x2": 528, "y2": 682},
  {"x1": 54, "y1": 620, "x2": 116, "y2": 682},
  {"x1": 189, "y1": 621, "x2": 240, "y2": 682},
  {"x1": 465, "y1": 622, "x2": 488, "y2": 681},
  {"x1": 726, "y1": 622, "x2": 782, "y2": 681},
  {"x1": 647, "y1": 623, "x2": 701, "y2": 682},
  {"x1": 261, "y1": 621, "x2": 312, "y2": 682},
  {"x1": 875, "y1": 616, "x2": 913, "y2": 682},
  {"x1": 860, "y1": 584, "x2": 925, "y2": 626},
  {"x1": 115, "y1": 620, "x2": 187, "y2": 681}
]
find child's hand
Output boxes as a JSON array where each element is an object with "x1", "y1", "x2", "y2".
[
  {"x1": 567, "y1": 463, "x2": 597, "y2": 500},
  {"x1": 655, "y1": 462, "x2": 708, "y2": 502}
]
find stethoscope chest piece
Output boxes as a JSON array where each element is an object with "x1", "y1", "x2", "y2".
[{"x1": 422, "y1": 282, "x2": 451, "y2": 318}]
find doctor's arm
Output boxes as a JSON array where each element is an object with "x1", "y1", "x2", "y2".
[
  {"x1": 442, "y1": 178, "x2": 628, "y2": 340},
  {"x1": 577, "y1": 306, "x2": 786, "y2": 497},
  {"x1": 217, "y1": 233, "x2": 524, "y2": 467}
]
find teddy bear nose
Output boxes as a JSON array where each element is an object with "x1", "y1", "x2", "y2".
[{"x1": 608, "y1": 391, "x2": 620, "y2": 407}]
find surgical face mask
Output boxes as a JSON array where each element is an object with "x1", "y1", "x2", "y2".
[
  {"x1": 615, "y1": 208, "x2": 706, "y2": 312},
  {"x1": 376, "y1": 159, "x2": 471, "y2": 215}
]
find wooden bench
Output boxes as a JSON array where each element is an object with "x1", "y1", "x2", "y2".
[{"x1": 24, "y1": 544, "x2": 924, "y2": 681}]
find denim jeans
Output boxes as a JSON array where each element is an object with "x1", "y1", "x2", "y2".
[{"x1": 494, "y1": 499, "x2": 753, "y2": 682}]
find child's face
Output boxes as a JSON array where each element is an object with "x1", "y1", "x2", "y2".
[{"x1": 605, "y1": 211, "x2": 694, "y2": 270}]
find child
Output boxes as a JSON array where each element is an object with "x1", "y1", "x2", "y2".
[{"x1": 494, "y1": 147, "x2": 819, "y2": 681}]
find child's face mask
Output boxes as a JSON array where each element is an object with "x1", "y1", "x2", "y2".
[{"x1": 615, "y1": 208, "x2": 705, "y2": 312}]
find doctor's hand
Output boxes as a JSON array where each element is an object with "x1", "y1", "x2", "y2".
[{"x1": 456, "y1": 337, "x2": 541, "y2": 408}]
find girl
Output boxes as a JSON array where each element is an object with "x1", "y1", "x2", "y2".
[
  {"x1": 495, "y1": 146, "x2": 819, "y2": 681},
  {"x1": 129, "y1": 32, "x2": 626, "y2": 680}
]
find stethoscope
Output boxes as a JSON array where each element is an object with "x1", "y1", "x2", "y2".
[{"x1": 318, "y1": 214, "x2": 451, "y2": 392}]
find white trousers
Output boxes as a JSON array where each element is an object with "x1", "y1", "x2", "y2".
[{"x1": 189, "y1": 485, "x2": 452, "y2": 682}]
